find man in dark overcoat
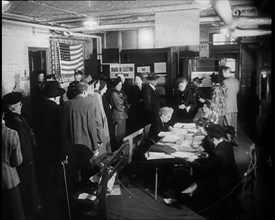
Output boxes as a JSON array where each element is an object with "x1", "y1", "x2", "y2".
[
  {"x1": 34, "y1": 81, "x2": 67, "y2": 220},
  {"x1": 3, "y1": 92, "x2": 41, "y2": 218},
  {"x1": 143, "y1": 72, "x2": 162, "y2": 124}
]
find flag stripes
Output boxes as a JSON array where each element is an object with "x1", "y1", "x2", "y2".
[{"x1": 59, "y1": 42, "x2": 84, "y2": 75}]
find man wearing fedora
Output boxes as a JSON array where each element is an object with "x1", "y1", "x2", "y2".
[
  {"x1": 3, "y1": 91, "x2": 41, "y2": 218},
  {"x1": 80, "y1": 75, "x2": 105, "y2": 155},
  {"x1": 34, "y1": 80, "x2": 68, "y2": 219},
  {"x1": 143, "y1": 72, "x2": 162, "y2": 124}
]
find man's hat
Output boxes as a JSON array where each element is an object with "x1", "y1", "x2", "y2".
[
  {"x1": 80, "y1": 74, "x2": 96, "y2": 85},
  {"x1": 147, "y1": 72, "x2": 159, "y2": 81},
  {"x1": 98, "y1": 80, "x2": 107, "y2": 91},
  {"x1": 43, "y1": 81, "x2": 65, "y2": 98},
  {"x1": 113, "y1": 77, "x2": 122, "y2": 87},
  {"x1": 193, "y1": 77, "x2": 202, "y2": 83},
  {"x1": 3, "y1": 92, "x2": 23, "y2": 105}
]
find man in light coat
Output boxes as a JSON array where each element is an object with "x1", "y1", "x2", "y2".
[{"x1": 222, "y1": 66, "x2": 240, "y2": 132}]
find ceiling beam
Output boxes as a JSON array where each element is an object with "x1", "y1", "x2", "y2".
[
  {"x1": 69, "y1": 22, "x2": 156, "y2": 33},
  {"x1": 2, "y1": 18, "x2": 100, "y2": 39}
]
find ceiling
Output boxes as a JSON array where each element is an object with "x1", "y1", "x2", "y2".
[{"x1": 2, "y1": 0, "x2": 272, "y2": 37}]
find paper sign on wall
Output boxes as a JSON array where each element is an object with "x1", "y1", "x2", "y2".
[
  {"x1": 199, "y1": 43, "x2": 209, "y2": 58},
  {"x1": 137, "y1": 66, "x2": 150, "y2": 73},
  {"x1": 154, "y1": 62, "x2": 166, "y2": 73},
  {"x1": 109, "y1": 63, "x2": 135, "y2": 79}
]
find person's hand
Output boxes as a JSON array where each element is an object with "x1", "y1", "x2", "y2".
[
  {"x1": 186, "y1": 106, "x2": 191, "y2": 112},
  {"x1": 93, "y1": 149, "x2": 99, "y2": 157},
  {"x1": 179, "y1": 104, "x2": 186, "y2": 109},
  {"x1": 199, "y1": 98, "x2": 205, "y2": 103},
  {"x1": 158, "y1": 131, "x2": 167, "y2": 137},
  {"x1": 168, "y1": 126, "x2": 174, "y2": 132}
]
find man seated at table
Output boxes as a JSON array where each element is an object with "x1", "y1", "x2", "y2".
[{"x1": 148, "y1": 107, "x2": 174, "y2": 144}]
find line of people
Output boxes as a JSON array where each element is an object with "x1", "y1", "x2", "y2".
[{"x1": 1, "y1": 65, "x2": 239, "y2": 219}]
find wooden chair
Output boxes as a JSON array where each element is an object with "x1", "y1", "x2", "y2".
[
  {"x1": 123, "y1": 127, "x2": 144, "y2": 163},
  {"x1": 143, "y1": 123, "x2": 151, "y2": 142}
]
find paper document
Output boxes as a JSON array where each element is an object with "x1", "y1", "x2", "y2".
[
  {"x1": 162, "y1": 134, "x2": 181, "y2": 143},
  {"x1": 78, "y1": 193, "x2": 97, "y2": 201},
  {"x1": 171, "y1": 128, "x2": 188, "y2": 136},
  {"x1": 145, "y1": 152, "x2": 175, "y2": 160},
  {"x1": 171, "y1": 151, "x2": 198, "y2": 161},
  {"x1": 173, "y1": 123, "x2": 185, "y2": 128},
  {"x1": 182, "y1": 123, "x2": 196, "y2": 129}
]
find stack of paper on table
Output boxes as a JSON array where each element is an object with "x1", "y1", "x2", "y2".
[
  {"x1": 172, "y1": 128, "x2": 188, "y2": 136},
  {"x1": 171, "y1": 151, "x2": 198, "y2": 161},
  {"x1": 173, "y1": 123, "x2": 185, "y2": 128},
  {"x1": 145, "y1": 152, "x2": 175, "y2": 160},
  {"x1": 193, "y1": 135, "x2": 205, "y2": 142},
  {"x1": 161, "y1": 134, "x2": 181, "y2": 143},
  {"x1": 177, "y1": 144, "x2": 197, "y2": 152},
  {"x1": 182, "y1": 123, "x2": 196, "y2": 129}
]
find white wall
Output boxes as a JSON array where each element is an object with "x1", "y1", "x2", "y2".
[
  {"x1": 155, "y1": 9, "x2": 200, "y2": 48},
  {"x1": 2, "y1": 21, "x2": 50, "y2": 96}
]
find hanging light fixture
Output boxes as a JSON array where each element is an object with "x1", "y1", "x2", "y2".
[
  {"x1": 195, "y1": 0, "x2": 212, "y2": 10},
  {"x1": 2, "y1": 1, "x2": 11, "y2": 13},
  {"x1": 83, "y1": 18, "x2": 99, "y2": 29}
]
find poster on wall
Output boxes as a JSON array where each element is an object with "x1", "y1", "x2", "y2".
[
  {"x1": 154, "y1": 62, "x2": 166, "y2": 73},
  {"x1": 199, "y1": 43, "x2": 209, "y2": 58},
  {"x1": 137, "y1": 66, "x2": 150, "y2": 74},
  {"x1": 109, "y1": 63, "x2": 135, "y2": 79}
]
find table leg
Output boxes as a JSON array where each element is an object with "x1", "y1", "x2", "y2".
[{"x1": 155, "y1": 166, "x2": 158, "y2": 200}]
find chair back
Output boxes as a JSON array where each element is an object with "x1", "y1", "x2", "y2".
[{"x1": 123, "y1": 127, "x2": 144, "y2": 163}]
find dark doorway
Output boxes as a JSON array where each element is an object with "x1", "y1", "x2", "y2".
[{"x1": 28, "y1": 48, "x2": 47, "y2": 96}]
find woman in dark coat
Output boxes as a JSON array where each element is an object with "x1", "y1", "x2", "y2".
[
  {"x1": 173, "y1": 78, "x2": 198, "y2": 123},
  {"x1": 126, "y1": 73, "x2": 146, "y2": 134},
  {"x1": 103, "y1": 87, "x2": 117, "y2": 152},
  {"x1": 3, "y1": 92, "x2": 41, "y2": 218},
  {"x1": 110, "y1": 77, "x2": 128, "y2": 145}
]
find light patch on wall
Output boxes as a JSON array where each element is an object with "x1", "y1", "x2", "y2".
[
  {"x1": 155, "y1": 9, "x2": 200, "y2": 48},
  {"x1": 138, "y1": 28, "x2": 154, "y2": 48}
]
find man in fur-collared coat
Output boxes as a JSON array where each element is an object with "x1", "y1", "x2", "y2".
[{"x1": 3, "y1": 92, "x2": 40, "y2": 218}]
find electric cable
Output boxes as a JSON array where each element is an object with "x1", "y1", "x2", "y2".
[
  {"x1": 241, "y1": 145, "x2": 258, "y2": 203},
  {"x1": 197, "y1": 178, "x2": 244, "y2": 214}
]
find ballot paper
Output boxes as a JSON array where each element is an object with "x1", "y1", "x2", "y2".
[
  {"x1": 173, "y1": 123, "x2": 185, "y2": 128},
  {"x1": 78, "y1": 193, "x2": 97, "y2": 201},
  {"x1": 171, "y1": 151, "x2": 198, "y2": 162},
  {"x1": 171, "y1": 128, "x2": 188, "y2": 136},
  {"x1": 145, "y1": 152, "x2": 175, "y2": 160},
  {"x1": 162, "y1": 134, "x2": 181, "y2": 143},
  {"x1": 193, "y1": 135, "x2": 205, "y2": 142},
  {"x1": 182, "y1": 123, "x2": 196, "y2": 129}
]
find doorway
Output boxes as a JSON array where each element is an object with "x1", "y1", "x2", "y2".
[{"x1": 28, "y1": 48, "x2": 47, "y2": 96}]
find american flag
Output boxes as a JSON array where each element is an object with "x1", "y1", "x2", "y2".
[{"x1": 59, "y1": 42, "x2": 84, "y2": 75}]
